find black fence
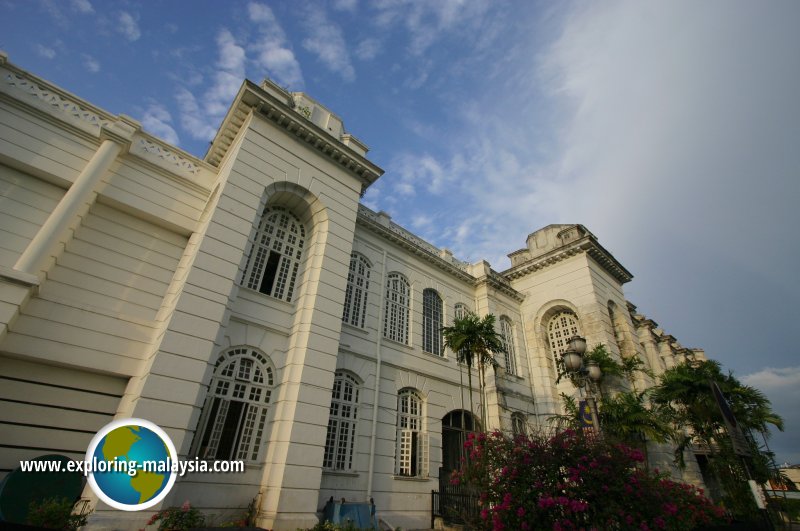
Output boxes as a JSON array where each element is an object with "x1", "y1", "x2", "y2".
[{"x1": 432, "y1": 471, "x2": 480, "y2": 529}]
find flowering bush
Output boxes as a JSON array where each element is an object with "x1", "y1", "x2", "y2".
[
  {"x1": 451, "y1": 430, "x2": 727, "y2": 530},
  {"x1": 145, "y1": 500, "x2": 205, "y2": 530},
  {"x1": 26, "y1": 497, "x2": 90, "y2": 530}
]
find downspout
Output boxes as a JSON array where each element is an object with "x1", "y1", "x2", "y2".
[{"x1": 366, "y1": 248, "x2": 388, "y2": 499}]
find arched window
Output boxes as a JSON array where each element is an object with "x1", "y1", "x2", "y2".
[
  {"x1": 454, "y1": 303, "x2": 469, "y2": 321},
  {"x1": 195, "y1": 347, "x2": 274, "y2": 461},
  {"x1": 548, "y1": 311, "x2": 582, "y2": 367},
  {"x1": 342, "y1": 253, "x2": 371, "y2": 328},
  {"x1": 241, "y1": 206, "x2": 305, "y2": 302},
  {"x1": 511, "y1": 412, "x2": 527, "y2": 437},
  {"x1": 500, "y1": 316, "x2": 517, "y2": 376},
  {"x1": 396, "y1": 389, "x2": 428, "y2": 477},
  {"x1": 422, "y1": 289, "x2": 443, "y2": 356},
  {"x1": 383, "y1": 273, "x2": 410, "y2": 344},
  {"x1": 323, "y1": 371, "x2": 360, "y2": 471}
]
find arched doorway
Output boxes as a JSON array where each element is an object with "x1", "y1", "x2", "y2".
[{"x1": 441, "y1": 410, "x2": 477, "y2": 475}]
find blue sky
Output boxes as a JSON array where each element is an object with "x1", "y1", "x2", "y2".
[{"x1": 1, "y1": 0, "x2": 798, "y2": 463}]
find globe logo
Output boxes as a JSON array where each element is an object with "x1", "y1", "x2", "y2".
[{"x1": 85, "y1": 418, "x2": 178, "y2": 511}]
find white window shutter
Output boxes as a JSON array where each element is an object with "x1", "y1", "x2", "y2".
[
  {"x1": 397, "y1": 429, "x2": 412, "y2": 475},
  {"x1": 419, "y1": 431, "x2": 430, "y2": 477}
]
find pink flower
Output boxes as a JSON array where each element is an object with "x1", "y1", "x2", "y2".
[
  {"x1": 181, "y1": 500, "x2": 191, "y2": 512},
  {"x1": 517, "y1": 507, "x2": 525, "y2": 517}
]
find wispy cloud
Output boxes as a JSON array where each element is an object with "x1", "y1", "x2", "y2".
[
  {"x1": 248, "y1": 2, "x2": 304, "y2": 88},
  {"x1": 175, "y1": 88, "x2": 218, "y2": 142},
  {"x1": 332, "y1": 0, "x2": 357, "y2": 11},
  {"x1": 141, "y1": 103, "x2": 180, "y2": 145},
  {"x1": 355, "y1": 38, "x2": 380, "y2": 60},
  {"x1": 371, "y1": 0, "x2": 492, "y2": 56},
  {"x1": 177, "y1": 29, "x2": 245, "y2": 141},
  {"x1": 82, "y1": 53, "x2": 100, "y2": 73},
  {"x1": 70, "y1": 0, "x2": 93, "y2": 14},
  {"x1": 36, "y1": 44, "x2": 56, "y2": 59},
  {"x1": 117, "y1": 11, "x2": 141, "y2": 41},
  {"x1": 302, "y1": 8, "x2": 355, "y2": 82}
]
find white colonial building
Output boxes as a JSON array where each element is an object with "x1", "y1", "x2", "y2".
[{"x1": 0, "y1": 53, "x2": 705, "y2": 529}]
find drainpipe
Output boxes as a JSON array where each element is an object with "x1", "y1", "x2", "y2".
[{"x1": 366, "y1": 249, "x2": 388, "y2": 499}]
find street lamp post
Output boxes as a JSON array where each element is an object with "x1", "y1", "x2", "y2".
[{"x1": 562, "y1": 335, "x2": 603, "y2": 433}]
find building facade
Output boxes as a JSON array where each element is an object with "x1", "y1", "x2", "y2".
[{"x1": 0, "y1": 53, "x2": 704, "y2": 529}]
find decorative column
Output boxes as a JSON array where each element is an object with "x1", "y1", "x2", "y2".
[{"x1": 14, "y1": 117, "x2": 138, "y2": 275}]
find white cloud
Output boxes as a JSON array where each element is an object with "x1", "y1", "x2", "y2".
[
  {"x1": 355, "y1": 38, "x2": 380, "y2": 60},
  {"x1": 332, "y1": 0, "x2": 357, "y2": 11},
  {"x1": 70, "y1": 0, "x2": 93, "y2": 14},
  {"x1": 175, "y1": 30, "x2": 246, "y2": 142},
  {"x1": 175, "y1": 88, "x2": 219, "y2": 142},
  {"x1": 36, "y1": 44, "x2": 56, "y2": 59},
  {"x1": 742, "y1": 367, "x2": 800, "y2": 390},
  {"x1": 371, "y1": 0, "x2": 492, "y2": 55},
  {"x1": 118, "y1": 11, "x2": 141, "y2": 41},
  {"x1": 141, "y1": 104, "x2": 180, "y2": 145},
  {"x1": 82, "y1": 54, "x2": 100, "y2": 73},
  {"x1": 302, "y1": 9, "x2": 355, "y2": 82},
  {"x1": 742, "y1": 367, "x2": 800, "y2": 463},
  {"x1": 248, "y1": 2, "x2": 304, "y2": 88}
]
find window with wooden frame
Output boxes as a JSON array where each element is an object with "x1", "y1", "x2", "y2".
[
  {"x1": 342, "y1": 253, "x2": 371, "y2": 328},
  {"x1": 548, "y1": 311, "x2": 582, "y2": 368},
  {"x1": 395, "y1": 389, "x2": 428, "y2": 477},
  {"x1": 383, "y1": 273, "x2": 410, "y2": 344},
  {"x1": 241, "y1": 206, "x2": 305, "y2": 302},
  {"x1": 500, "y1": 316, "x2": 518, "y2": 376},
  {"x1": 422, "y1": 289, "x2": 443, "y2": 356},
  {"x1": 194, "y1": 347, "x2": 274, "y2": 462},
  {"x1": 323, "y1": 371, "x2": 360, "y2": 471}
]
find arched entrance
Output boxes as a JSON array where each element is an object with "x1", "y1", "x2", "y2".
[{"x1": 441, "y1": 410, "x2": 477, "y2": 475}]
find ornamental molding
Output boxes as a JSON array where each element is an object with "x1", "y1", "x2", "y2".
[
  {"x1": 1, "y1": 58, "x2": 213, "y2": 191},
  {"x1": 1, "y1": 66, "x2": 112, "y2": 136},
  {"x1": 501, "y1": 234, "x2": 633, "y2": 284},
  {"x1": 206, "y1": 80, "x2": 383, "y2": 188},
  {"x1": 357, "y1": 204, "x2": 474, "y2": 283},
  {"x1": 356, "y1": 205, "x2": 525, "y2": 302}
]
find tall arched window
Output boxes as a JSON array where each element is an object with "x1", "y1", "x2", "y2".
[
  {"x1": 242, "y1": 206, "x2": 305, "y2": 302},
  {"x1": 323, "y1": 371, "x2": 360, "y2": 471},
  {"x1": 342, "y1": 253, "x2": 371, "y2": 328},
  {"x1": 194, "y1": 347, "x2": 275, "y2": 461},
  {"x1": 454, "y1": 303, "x2": 469, "y2": 321},
  {"x1": 511, "y1": 412, "x2": 527, "y2": 437},
  {"x1": 422, "y1": 289, "x2": 443, "y2": 356},
  {"x1": 396, "y1": 388, "x2": 428, "y2": 477},
  {"x1": 500, "y1": 316, "x2": 517, "y2": 376},
  {"x1": 548, "y1": 311, "x2": 582, "y2": 367},
  {"x1": 383, "y1": 273, "x2": 410, "y2": 344}
]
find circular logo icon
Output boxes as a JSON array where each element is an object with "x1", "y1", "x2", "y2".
[{"x1": 85, "y1": 418, "x2": 177, "y2": 511}]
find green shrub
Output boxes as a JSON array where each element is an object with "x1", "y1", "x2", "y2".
[{"x1": 27, "y1": 497, "x2": 91, "y2": 530}]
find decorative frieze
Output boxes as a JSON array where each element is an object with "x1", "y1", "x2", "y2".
[
  {"x1": 132, "y1": 136, "x2": 202, "y2": 176},
  {"x1": 1, "y1": 68, "x2": 112, "y2": 134}
]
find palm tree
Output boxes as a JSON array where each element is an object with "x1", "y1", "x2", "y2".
[
  {"x1": 599, "y1": 390, "x2": 674, "y2": 465},
  {"x1": 650, "y1": 359, "x2": 784, "y2": 519},
  {"x1": 441, "y1": 312, "x2": 505, "y2": 430},
  {"x1": 651, "y1": 359, "x2": 784, "y2": 460}
]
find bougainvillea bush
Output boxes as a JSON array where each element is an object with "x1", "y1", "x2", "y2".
[{"x1": 451, "y1": 430, "x2": 727, "y2": 531}]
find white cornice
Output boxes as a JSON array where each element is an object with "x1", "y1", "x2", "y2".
[
  {"x1": 356, "y1": 205, "x2": 524, "y2": 302},
  {"x1": 206, "y1": 80, "x2": 383, "y2": 189},
  {"x1": 501, "y1": 235, "x2": 634, "y2": 284}
]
